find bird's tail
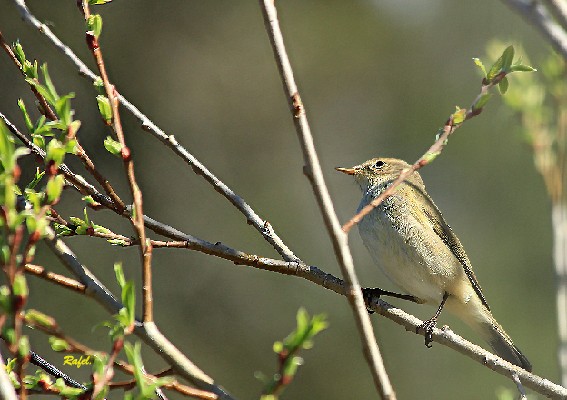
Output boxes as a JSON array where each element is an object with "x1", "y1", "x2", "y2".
[{"x1": 470, "y1": 307, "x2": 532, "y2": 372}]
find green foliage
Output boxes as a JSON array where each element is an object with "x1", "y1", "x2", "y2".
[
  {"x1": 124, "y1": 342, "x2": 174, "y2": 399},
  {"x1": 488, "y1": 41, "x2": 566, "y2": 202},
  {"x1": 260, "y1": 309, "x2": 328, "y2": 398},
  {"x1": 89, "y1": 0, "x2": 113, "y2": 5},
  {"x1": 97, "y1": 95, "x2": 112, "y2": 124},
  {"x1": 104, "y1": 135, "x2": 122, "y2": 156},
  {"x1": 473, "y1": 45, "x2": 536, "y2": 91},
  {"x1": 87, "y1": 14, "x2": 103, "y2": 39},
  {"x1": 97, "y1": 263, "x2": 136, "y2": 341},
  {"x1": 49, "y1": 336, "x2": 71, "y2": 352},
  {"x1": 53, "y1": 378, "x2": 85, "y2": 398}
]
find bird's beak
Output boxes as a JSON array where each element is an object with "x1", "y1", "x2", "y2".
[{"x1": 335, "y1": 167, "x2": 357, "y2": 175}]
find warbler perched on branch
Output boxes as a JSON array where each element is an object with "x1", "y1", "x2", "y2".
[{"x1": 337, "y1": 157, "x2": 531, "y2": 371}]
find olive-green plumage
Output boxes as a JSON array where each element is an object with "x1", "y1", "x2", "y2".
[{"x1": 337, "y1": 157, "x2": 531, "y2": 371}]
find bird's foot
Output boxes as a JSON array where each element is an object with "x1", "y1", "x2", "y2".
[
  {"x1": 417, "y1": 318, "x2": 438, "y2": 348},
  {"x1": 361, "y1": 288, "x2": 383, "y2": 314},
  {"x1": 362, "y1": 287, "x2": 419, "y2": 314}
]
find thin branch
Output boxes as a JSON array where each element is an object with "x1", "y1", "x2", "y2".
[
  {"x1": 40, "y1": 226, "x2": 235, "y2": 400},
  {"x1": 11, "y1": 0, "x2": 298, "y2": 264},
  {"x1": 29, "y1": 350, "x2": 87, "y2": 390},
  {"x1": 77, "y1": 1, "x2": 153, "y2": 323},
  {"x1": 501, "y1": 0, "x2": 567, "y2": 60},
  {"x1": 541, "y1": 0, "x2": 567, "y2": 32},
  {"x1": 341, "y1": 71, "x2": 503, "y2": 233},
  {"x1": 258, "y1": 1, "x2": 395, "y2": 398},
  {"x1": 0, "y1": 111, "x2": 120, "y2": 212},
  {"x1": 12, "y1": 181, "x2": 559, "y2": 400},
  {"x1": 0, "y1": 30, "x2": 126, "y2": 212},
  {"x1": 24, "y1": 263, "x2": 85, "y2": 293},
  {"x1": 3, "y1": 106, "x2": 564, "y2": 397}
]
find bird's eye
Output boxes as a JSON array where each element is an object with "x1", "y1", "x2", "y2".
[{"x1": 372, "y1": 160, "x2": 385, "y2": 169}]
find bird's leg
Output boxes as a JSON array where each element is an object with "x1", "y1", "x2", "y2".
[
  {"x1": 417, "y1": 292, "x2": 449, "y2": 348},
  {"x1": 362, "y1": 287, "x2": 420, "y2": 314}
]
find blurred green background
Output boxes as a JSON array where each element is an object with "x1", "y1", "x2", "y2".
[{"x1": 0, "y1": 0, "x2": 559, "y2": 398}]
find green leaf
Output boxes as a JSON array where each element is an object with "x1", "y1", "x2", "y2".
[
  {"x1": 66, "y1": 138, "x2": 78, "y2": 154},
  {"x1": 487, "y1": 46, "x2": 514, "y2": 83},
  {"x1": 18, "y1": 336, "x2": 30, "y2": 359},
  {"x1": 26, "y1": 169, "x2": 45, "y2": 192},
  {"x1": 122, "y1": 281, "x2": 135, "y2": 327},
  {"x1": 498, "y1": 76, "x2": 509, "y2": 94},
  {"x1": 12, "y1": 40, "x2": 26, "y2": 66},
  {"x1": 25, "y1": 309, "x2": 56, "y2": 329},
  {"x1": 0, "y1": 121, "x2": 16, "y2": 173},
  {"x1": 500, "y1": 45, "x2": 515, "y2": 72},
  {"x1": 107, "y1": 238, "x2": 128, "y2": 246},
  {"x1": 104, "y1": 136, "x2": 122, "y2": 156},
  {"x1": 472, "y1": 93, "x2": 492, "y2": 112},
  {"x1": 510, "y1": 63, "x2": 537, "y2": 73},
  {"x1": 54, "y1": 223, "x2": 74, "y2": 236},
  {"x1": 32, "y1": 115, "x2": 48, "y2": 135},
  {"x1": 83, "y1": 207, "x2": 91, "y2": 225},
  {"x1": 40, "y1": 64, "x2": 59, "y2": 104},
  {"x1": 46, "y1": 175, "x2": 65, "y2": 203},
  {"x1": 13, "y1": 273, "x2": 28, "y2": 298},
  {"x1": 55, "y1": 378, "x2": 85, "y2": 397},
  {"x1": 25, "y1": 78, "x2": 56, "y2": 106},
  {"x1": 451, "y1": 107, "x2": 467, "y2": 125},
  {"x1": 124, "y1": 342, "x2": 147, "y2": 393},
  {"x1": 93, "y1": 77, "x2": 105, "y2": 95},
  {"x1": 0, "y1": 285, "x2": 12, "y2": 313},
  {"x1": 49, "y1": 336, "x2": 70, "y2": 352},
  {"x1": 87, "y1": 14, "x2": 103, "y2": 38},
  {"x1": 17, "y1": 99, "x2": 34, "y2": 132},
  {"x1": 46, "y1": 139, "x2": 66, "y2": 166},
  {"x1": 89, "y1": 0, "x2": 113, "y2": 5},
  {"x1": 54, "y1": 93, "x2": 75, "y2": 127},
  {"x1": 114, "y1": 262, "x2": 126, "y2": 289},
  {"x1": 472, "y1": 57, "x2": 487, "y2": 78},
  {"x1": 82, "y1": 195, "x2": 96, "y2": 205},
  {"x1": 96, "y1": 95, "x2": 112, "y2": 124}
]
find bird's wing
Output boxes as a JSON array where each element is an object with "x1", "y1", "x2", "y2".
[{"x1": 408, "y1": 183, "x2": 490, "y2": 310}]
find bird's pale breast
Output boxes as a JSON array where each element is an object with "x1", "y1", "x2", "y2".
[{"x1": 357, "y1": 192, "x2": 466, "y2": 305}]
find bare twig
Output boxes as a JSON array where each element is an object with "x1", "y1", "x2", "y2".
[
  {"x1": 542, "y1": 0, "x2": 567, "y2": 32},
  {"x1": 501, "y1": 0, "x2": 567, "y2": 60},
  {"x1": 28, "y1": 350, "x2": 87, "y2": 390},
  {"x1": 24, "y1": 264, "x2": 85, "y2": 293},
  {"x1": 11, "y1": 0, "x2": 298, "y2": 264},
  {"x1": 258, "y1": 1, "x2": 395, "y2": 398},
  {"x1": 553, "y1": 202, "x2": 567, "y2": 387}
]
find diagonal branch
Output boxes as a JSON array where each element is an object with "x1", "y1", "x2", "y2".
[
  {"x1": 39, "y1": 223, "x2": 567, "y2": 398},
  {"x1": 12, "y1": 0, "x2": 298, "y2": 264},
  {"x1": 541, "y1": 0, "x2": 567, "y2": 32},
  {"x1": 258, "y1": 1, "x2": 395, "y2": 398},
  {"x1": 501, "y1": 0, "x2": 567, "y2": 60}
]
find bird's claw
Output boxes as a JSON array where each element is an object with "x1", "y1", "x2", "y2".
[
  {"x1": 362, "y1": 288, "x2": 382, "y2": 314},
  {"x1": 417, "y1": 318, "x2": 437, "y2": 348}
]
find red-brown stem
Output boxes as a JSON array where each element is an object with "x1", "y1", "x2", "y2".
[
  {"x1": 79, "y1": 1, "x2": 153, "y2": 322},
  {"x1": 24, "y1": 264, "x2": 86, "y2": 293},
  {"x1": 0, "y1": 30, "x2": 125, "y2": 211}
]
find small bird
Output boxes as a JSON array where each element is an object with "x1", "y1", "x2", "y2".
[{"x1": 336, "y1": 157, "x2": 532, "y2": 371}]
